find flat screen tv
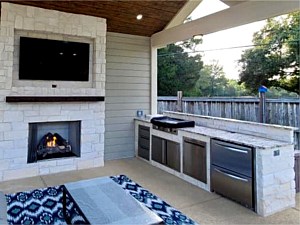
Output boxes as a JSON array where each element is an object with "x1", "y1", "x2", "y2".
[{"x1": 19, "y1": 37, "x2": 90, "y2": 81}]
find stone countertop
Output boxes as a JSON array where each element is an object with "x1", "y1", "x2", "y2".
[
  {"x1": 181, "y1": 126, "x2": 291, "y2": 149},
  {"x1": 135, "y1": 117, "x2": 150, "y2": 122},
  {"x1": 135, "y1": 117, "x2": 292, "y2": 149}
]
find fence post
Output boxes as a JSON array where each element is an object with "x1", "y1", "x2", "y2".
[
  {"x1": 177, "y1": 91, "x2": 183, "y2": 112},
  {"x1": 259, "y1": 85, "x2": 268, "y2": 123}
]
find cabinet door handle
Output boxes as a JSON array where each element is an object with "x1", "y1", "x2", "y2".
[
  {"x1": 215, "y1": 168, "x2": 249, "y2": 182},
  {"x1": 162, "y1": 139, "x2": 166, "y2": 164},
  {"x1": 215, "y1": 143, "x2": 249, "y2": 154}
]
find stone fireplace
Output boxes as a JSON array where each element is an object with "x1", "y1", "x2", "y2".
[
  {"x1": 0, "y1": 3, "x2": 106, "y2": 181},
  {"x1": 28, "y1": 121, "x2": 81, "y2": 163}
]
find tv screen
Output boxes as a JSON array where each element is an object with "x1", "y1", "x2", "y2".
[{"x1": 19, "y1": 37, "x2": 90, "y2": 81}]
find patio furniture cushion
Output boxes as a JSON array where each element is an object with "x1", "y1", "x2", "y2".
[
  {"x1": 0, "y1": 192, "x2": 7, "y2": 225},
  {"x1": 111, "y1": 174, "x2": 199, "y2": 225}
]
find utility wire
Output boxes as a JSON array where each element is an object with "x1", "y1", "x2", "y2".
[{"x1": 157, "y1": 40, "x2": 300, "y2": 57}]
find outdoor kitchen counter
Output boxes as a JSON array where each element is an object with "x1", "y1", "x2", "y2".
[
  {"x1": 135, "y1": 117, "x2": 292, "y2": 149},
  {"x1": 181, "y1": 126, "x2": 292, "y2": 149},
  {"x1": 135, "y1": 116, "x2": 296, "y2": 217}
]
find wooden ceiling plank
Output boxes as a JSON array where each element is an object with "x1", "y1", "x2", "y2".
[
  {"x1": 65, "y1": 1, "x2": 174, "y2": 22},
  {"x1": 129, "y1": 1, "x2": 187, "y2": 14},
  {"x1": 107, "y1": 20, "x2": 163, "y2": 36},
  {"x1": 1, "y1": 0, "x2": 188, "y2": 36},
  {"x1": 89, "y1": 1, "x2": 175, "y2": 22},
  {"x1": 73, "y1": 2, "x2": 165, "y2": 30}
]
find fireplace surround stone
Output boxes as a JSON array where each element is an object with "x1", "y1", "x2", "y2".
[{"x1": 0, "y1": 3, "x2": 106, "y2": 181}]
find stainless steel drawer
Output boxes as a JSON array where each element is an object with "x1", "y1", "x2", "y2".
[
  {"x1": 138, "y1": 146, "x2": 149, "y2": 160},
  {"x1": 211, "y1": 165, "x2": 253, "y2": 209},
  {"x1": 138, "y1": 125, "x2": 150, "y2": 161},
  {"x1": 139, "y1": 125, "x2": 150, "y2": 139},
  {"x1": 139, "y1": 137, "x2": 149, "y2": 150},
  {"x1": 211, "y1": 139, "x2": 253, "y2": 177}
]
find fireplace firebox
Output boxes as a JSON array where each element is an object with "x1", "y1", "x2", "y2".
[{"x1": 28, "y1": 121, "x2": 81, "y2": 163}]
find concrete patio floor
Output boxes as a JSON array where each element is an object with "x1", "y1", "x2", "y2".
[{"x1": 0, "y1": 157, "x2": 299, "y2": 225}]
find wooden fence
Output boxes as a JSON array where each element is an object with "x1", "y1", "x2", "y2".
[{"x1": 158, "y1": 97, "x2": 300, "y2": 149}]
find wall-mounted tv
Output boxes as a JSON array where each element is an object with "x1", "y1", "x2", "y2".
[{"x1": 19, "y1": 37, "x2": 90, "y2": 82}]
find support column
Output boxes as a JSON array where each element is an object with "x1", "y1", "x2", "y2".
[{"x1": 151, "y1": 47, "x2": 158, "y2": 114}]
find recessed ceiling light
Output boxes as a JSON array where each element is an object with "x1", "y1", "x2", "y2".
[{"x1": 136, "y1": 14, "x2": 143, "y2": 20}]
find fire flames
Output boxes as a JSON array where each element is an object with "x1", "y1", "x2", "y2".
[
  {"x1": 46, "y1": 136, "x2": 57, "y2": 148},
  {"x1": 37, "y1": 132, "x2": 72, "y2": 158}
]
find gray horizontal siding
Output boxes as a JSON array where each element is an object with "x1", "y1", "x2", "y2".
[
  {"x1": 105, "y1": 123, "x2": 134, "y2": 132},
  {"x1": 106, "y1": 69, "x2": 150, "y2": 77},
  {"x1": 106, "y1": 96, "x2": 150, "y2": 104},
  {"x1": 105, "y1": 143, "x2": 135, "y2": 152},
  {"x1": 106, "y1": 56, "x2": 150, "y2": 64},
  {"x1": 106, "y1": 90, "x2": 150, "y2": 97},
  {"x1": 106, "y1": 76, "x2": 150, "y2": 84},
  {"x1": 106, "y1": 117, "x2": 139, "y2": 125},
  {"x1": 106, "y1": 103, "x2": 150, "y2": 111},
  {"x1": 107, "y1": 33, "x2": 150, "y2": 45},
  {"x1": 105, "y1": 145, "x2": 135, "y2": 159},
  {"x1": 105, "y1": 32, "x2": 151, "y2": 160},
  {"x1": 106, "y1": 49, "x2": 149, "y2": 58},
  {"x1": 105, "y1": 109, "x2": 143, "y2": 118},
  {"x1": 106, "y1": 83, "x2": 150, "y2": 90},
  {"x1": 106, "y1": 42, "x2": 150, "y2": 52},
  {"x1": 106, "y1": 62, "x2": 150, "y2": 71},
  {"x1": 105, "y1": 137, "x2": 134, "y2": 146},
  {"x1": 105, "y1": 130, "x2": 134, "y2": 139}
]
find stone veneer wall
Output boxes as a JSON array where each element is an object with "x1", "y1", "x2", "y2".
[
  {"x1": 256, "y1": 145, "x2": 295, "y2": 216},
  {"x1": 0, "y1": 3, "x2": 106, "y2": 181}
]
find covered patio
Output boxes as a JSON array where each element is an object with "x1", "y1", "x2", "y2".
[
  {"x1": 0, "y1": 0, "x2": 299, "y2": 224},
  {"x1": 0, "y1": 158, "x2": 299, "y2": 224}
]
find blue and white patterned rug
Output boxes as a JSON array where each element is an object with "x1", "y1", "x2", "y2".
[
  {"x1": 6, "y1": 175, "x2": 198, "y2": 225},
  {"x1": 6, "y1": 186, "x2": 87, "y2": 225},
  {"x1": 111, "y1": 175, "x2": 198, "y2": 225}
]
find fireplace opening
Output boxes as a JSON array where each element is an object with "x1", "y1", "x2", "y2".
[{"x1": 28, "y1": 121, "x2": 81, "y2": 163}]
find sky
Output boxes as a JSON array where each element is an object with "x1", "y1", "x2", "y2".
[{"x1": 189, "y1": 0, "x2": 266, "y2": 80}]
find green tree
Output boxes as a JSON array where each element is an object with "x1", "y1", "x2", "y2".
[
  {"x1": 189, "y1": 61, "x2": 251, "y2": 97},
  {"x1": 223, "y1": 80, "x2": 251, "y2": 96},
  {"x1": 157, "y1": 40, "x2": 204, "y2": 96},
  {"x1": 193, "y1": 61, "x2": 228, "y2": 96},
  {"x1": 266, "y1": 87, "x2": 299, "y2": 98},
  {"x1": 207, "y1": 61, "x2": 228, "y2": 96},
  {"x1": 238, "y1": 11, "x2": 300, "y2": 94}
]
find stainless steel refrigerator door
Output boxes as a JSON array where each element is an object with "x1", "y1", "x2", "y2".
[
  {"x1": 166, "y1": 140, "x2": 180, "y2": 172},
  {"x1": 183, "y1": 138, "x2": 207, "y2": 183},
  {"x1": 151, "y1": 135, "x2": 164, "y2": 164}
]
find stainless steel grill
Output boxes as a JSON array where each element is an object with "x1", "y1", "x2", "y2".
[{"x1": 152, "y1": 125, "x2": 178, "y2": 135}]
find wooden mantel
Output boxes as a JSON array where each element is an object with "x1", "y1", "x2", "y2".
[{"x1": 6, "y1": 96, "x2": 105, "y2": 103}]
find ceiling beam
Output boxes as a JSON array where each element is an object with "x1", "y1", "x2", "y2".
[
  {"x1": 151, "y1": 0, "x2": 300, "y2": 48},
  {"x1": 165, "y1": 0, "x2": 203, "y2": 29}
]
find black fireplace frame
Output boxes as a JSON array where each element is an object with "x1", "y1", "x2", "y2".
[{"x1": 28, "y1": 121, "x2": 81, "y2": 163}]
